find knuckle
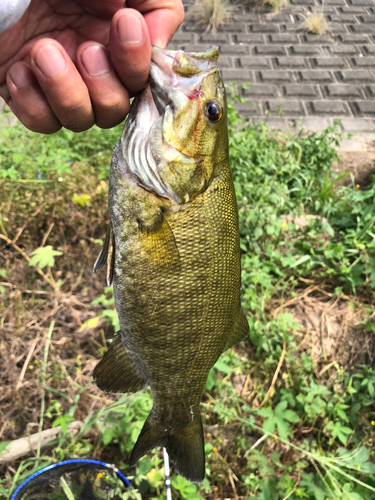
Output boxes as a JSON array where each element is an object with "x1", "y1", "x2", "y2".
[
  {"x1": 62, "y1": 122, "x2": 92, "y2": 133},
  {"x1": 21, "y1": 106, "x2": 60, "y2": 133},
  {"x1": 96, "y1": 114, "x2": 126, "y2": 130},
  {"x1": 26, "y1": 105, "x2": 52, "y2": 123},
  {"x1": 98, "y1": 96, "x2": 129, "y2": 115},
  {"x1": 23, "y1": 117, "x2": 61, "y2": 134},
  {"x1": 92, "y1": 92, "x2": 129, "y2": 128},
  {"x1": 58, "y1": 97, "x2": 89, "y2": 114},
  {"x1": 55, "y1": 101, "x2": 95, "y2": 132},
  {"x1": 60, "y1": 114, "x2": 95, "y2": 132}
]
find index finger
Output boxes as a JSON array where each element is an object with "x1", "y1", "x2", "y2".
[{"x1": 127, "y1": 0, "x2": 184, "y2": 47}]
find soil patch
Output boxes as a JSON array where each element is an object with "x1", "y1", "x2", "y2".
[
  {"x1": 331, "y1": 151, "x2": 375, "y2": 188},
  {"x1": 272, "y1": 288, "x2": 375, "y2": 370}
]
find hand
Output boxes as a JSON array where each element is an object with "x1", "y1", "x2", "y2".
[{"x1": 0, "y1": 0, "x2": 184, "y2": 133}]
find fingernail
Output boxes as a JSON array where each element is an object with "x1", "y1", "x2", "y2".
[
  {"x1": 81, "y1": 45, "x2": 111, "y2": 76},
  {"x1": 34, "y1": 44, "x2": 66, "y2": 78},
  {"x1": 117, "y1": 13, "x2": 143, "y2": 44},
  {"x1": 9, "y1": 64, "x2": 33, "y2": 89}
]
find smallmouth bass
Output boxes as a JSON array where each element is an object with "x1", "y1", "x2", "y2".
[{"x1": 93, "y1": 46, "x2": 249, "y2": 482}]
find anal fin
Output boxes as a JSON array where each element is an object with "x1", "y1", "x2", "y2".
[
  {"x1": 224, "y1": 308, "x2": 249, "y2": 351},
  {"x1": 93, "y1": 332, "x2": 147, "y2": 393}
]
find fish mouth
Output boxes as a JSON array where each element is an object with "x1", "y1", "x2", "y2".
[
  {"x1": 149, "y1": 46, "x2": 219, "y2": 115},
  {"x1": 124, "y1": 46, "x2": 220, "y2": 140}
]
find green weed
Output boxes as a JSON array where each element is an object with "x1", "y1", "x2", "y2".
[
  {"x1": 0, "y1": 123, "x2": 122, "y2": 180},
  {"x1": 188, "y1": 0, "x2": 234, "y2": 34},
  {"x1": 0, "y1": 89, "x2": 374, "y2": 499}
]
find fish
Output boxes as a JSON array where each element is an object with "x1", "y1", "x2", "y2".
[{"x1": 93, "y1": 46, "x2": 249, "y2": 483}]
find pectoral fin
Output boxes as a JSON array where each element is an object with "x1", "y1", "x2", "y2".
[
  {"x1": 139, "y1": 210, "x2": 180, "y2": 271},
  {"x1": 93, "y1": 225, "x2": 111, "y2": 273},
  {"x1": 93, "y1": 225, "x2": 115, "y2": 287},
  {"x1": 106, "y1": 229, "x2": 115, "y2": 287},
  {"x1": 224, "y1": 308, "x2": 249, "y2": 351},
  {"x1": 93, "y1": 332, "x2": 147, "y2": 393}
]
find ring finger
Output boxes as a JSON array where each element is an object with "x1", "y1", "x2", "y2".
[{"x1": 29, "y1": 39, "x2": 95, "y2": 132}]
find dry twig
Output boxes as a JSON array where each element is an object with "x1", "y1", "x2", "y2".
[
  {"x1": 0, "y1": 421, "x2": 83, "y2": 464},
  {"x1": 259, "y1": 341, "x2": 286, "y2": 408},
  {"x1": 0, "y1": 234, "x2": 60, "y2": 293},
  {"x1": 15, "y1": 334, "x2": 40, "y2": 391}
]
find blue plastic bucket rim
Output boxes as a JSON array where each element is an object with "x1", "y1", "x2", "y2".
[{"x1": 10, "y1": 458, "x2": 131, "y2": 500}]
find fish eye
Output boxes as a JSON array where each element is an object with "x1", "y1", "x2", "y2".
[{"x1": 205, "y1": 100, "x2": 223, "y2": 123}]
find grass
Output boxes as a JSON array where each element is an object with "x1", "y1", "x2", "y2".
[
  {"x1": 300, "y1": 8, "x2": 330, "y2": 35},
  {"x1": 263, "y1": 0, "x2": 289, "y2": 13},
  {"x1": 243, "y1": 0, "x2": 289, "y2": 14},
  {"x1": 0, "y1": 89, "x2": 374, "y2": 499},
  {"x1": 188, "y1": 0, "x2": 234, "y2": 34}
]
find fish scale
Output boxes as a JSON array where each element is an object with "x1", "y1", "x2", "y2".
[{"x1": 93, "y1": 46, "x2": 249, "y2": 482}]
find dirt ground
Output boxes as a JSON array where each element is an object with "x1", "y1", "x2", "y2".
[
  {"x1": 332, "y1": 149, "x2": 375, "y2": 188},
  {"x1": 1, "y1": 143, "x2": 374, "y2": 486}
]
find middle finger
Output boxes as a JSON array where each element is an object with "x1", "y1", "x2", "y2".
[{"x1": 30, "y1": 39, "x2": 95, "y2": 132}]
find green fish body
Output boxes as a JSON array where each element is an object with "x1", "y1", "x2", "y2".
[{"x1": 93, "y1": 46, "x2": 249, "y2": 482}]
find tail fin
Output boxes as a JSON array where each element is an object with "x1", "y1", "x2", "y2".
[
  {"x1": 167, "y1": 418, "x2": 205, "y2": 483},
  {"x1": 129, "y1": 413, "x2": 205, "y2": 483}
]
